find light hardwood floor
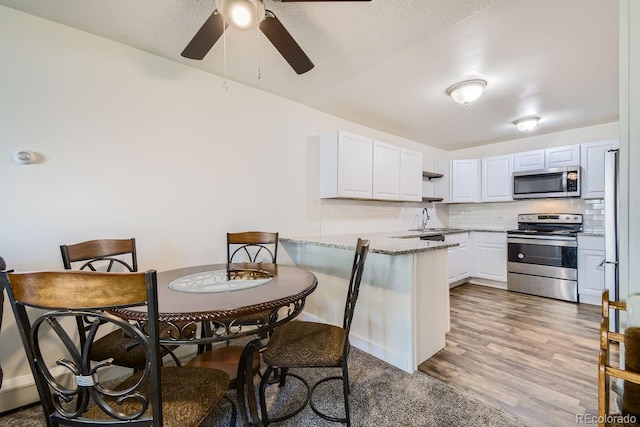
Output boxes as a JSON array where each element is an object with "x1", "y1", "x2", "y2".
[{"x1": 418, "y1": 284, "x2": 603, "y2": 427}]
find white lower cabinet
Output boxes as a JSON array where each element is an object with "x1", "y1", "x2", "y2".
[
  {"x1": 446, "y1": 233, "x2": 470, "y2": 285},
  {"x1": 472, "y1": 232, "x2": 507, "y2": 282},
  {"x1": 578, "y1": 235, "x2": 605, "y2": 305},
  {"x1": 444, "y1": 233, "x2": 471, "y2": 284}
]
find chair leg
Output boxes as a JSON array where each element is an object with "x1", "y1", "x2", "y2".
[
  {"x1": 259, "y1": 365, "x2": 274, "y2": 426},
  {"x1": 222, "y1": 394, "x2": 237, "y2": 427},
  {"x1": 342, "y1": 363, "x2": 351, "y2": 427},
  {"x1": 162, "y1": 346, "x2": 181, "y2": 366},
  {"x1": 259, "y1": 365, "x2": 310, "y2": 425}
]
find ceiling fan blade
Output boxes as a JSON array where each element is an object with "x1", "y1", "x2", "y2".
[
  {"x1": 260, "y1": 13, "x2": 314, "y2": 75},
  {"x1": 181, "y1": 10, "x2": 228, "y2": 60}
]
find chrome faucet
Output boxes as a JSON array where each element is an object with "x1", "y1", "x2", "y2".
[{"x1": 422, "y1": 208, "x2": 430, "y2": 229}]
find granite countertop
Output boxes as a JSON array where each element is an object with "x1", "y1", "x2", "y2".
[{"x1": 279, "y1": 228, "x2": 509, "y2": 256}]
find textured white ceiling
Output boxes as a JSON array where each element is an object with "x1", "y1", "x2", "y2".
[{"x1": 0, "y1": 0, "x2": 619, "y2": 150}]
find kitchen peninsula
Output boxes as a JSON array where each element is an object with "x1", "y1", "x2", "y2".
[{"x1": 279, "y1": 231, "x2": 457, "y2": 373}]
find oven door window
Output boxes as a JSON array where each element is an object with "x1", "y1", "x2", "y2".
[
  {"x1": 508, "y1": 241, "x2": 577, "y2": 269},
  {"x1": 513, "y1": 172, "x2": 564, "y2": 196}
]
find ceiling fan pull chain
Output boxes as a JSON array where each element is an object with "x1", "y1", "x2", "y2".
[
  {"x1": 222, "y1": 16, "x2": 229, "y2": 91},
  {"x1": 256, "y1": 28, "x2": 261, "y2": 79}
]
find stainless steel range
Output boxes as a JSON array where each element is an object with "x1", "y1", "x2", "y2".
[{"x1": 507, "y1": 213, "x2": 583, "y2": 302}]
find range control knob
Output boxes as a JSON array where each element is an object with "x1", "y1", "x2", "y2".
[
  {"x1": 565, "y1": 215, "x2": 571, "y2": 220},
  {"x1": 518, "y1": 253, "x2": 525, "y2": 259}
]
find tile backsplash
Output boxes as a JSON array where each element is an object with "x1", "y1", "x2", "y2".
[
  {"x1": 318, "y1": 198, "x2": 604, "y2": 235},
  {"x1": 448, "y1": 198, "x2": 605, "y2": 232}
]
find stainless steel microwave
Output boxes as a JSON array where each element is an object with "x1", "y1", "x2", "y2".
[{"x1": 512, "y1": 166, "x2": 580, "y2": 199}]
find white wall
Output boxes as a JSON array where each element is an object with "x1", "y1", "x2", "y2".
[
  {"x1": 0, "y1": 5, "x2": 448, "y2": 409},
  {"x1": 619, "y1": 0, "x2": 640, "y2": 299}
]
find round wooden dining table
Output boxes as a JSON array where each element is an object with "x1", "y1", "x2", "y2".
[
  {"x1": 110, "y1": 262, "x2": 317, "y2": 427},
  {"x1": 111, "y1": 262, "x2": 318, "y2": 344}
]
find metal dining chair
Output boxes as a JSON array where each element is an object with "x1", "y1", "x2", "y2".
[
  {"x1": 189, "y1": 232, "x2": 279, "y2": 413},
  {"x1": 257, "y1": 238, "x2": 370, "y2": 426},
  {"x1": 60, "y1": 238, "x2": 192, "y2": 370},
  {"x1": 1, "y1": 269, "x2": 233, "y2": 426}
]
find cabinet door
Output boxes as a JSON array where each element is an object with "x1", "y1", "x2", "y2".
[
  {"x1": 399, "y1": 148, "x2": 423, "y2": 201},
  {"x1": 473, "y1": 232, "x2": 507, "y2": 282},
  {"x1": 545, "y1": 144, "x2": 580, "y2": 167},
  {"x1": 456, "y1": 243, "x2": 471, "y2": 280},
  {"x1": 578, "y1": 248, "x2": 606, "y2": 305},
  {"x1": 446, "y1": 233, "x2": 470, "y2": 284},
  {"x1": 337, "y1": 132, "x2": 373, "y2": 199},
  {"x1": 577, "y1": 235, "x2": 606, "y2": 305},
  {"x1": 581, "y1": 140, "x2": 618, "y2": 199},
  {"x1": 447, "y1": 246, "x2": 458, "y2": 283},
  {"x1": 372, "y1": 140, "x2": 400, "y2": 200},
  {"x1": 451, "y1": 159, "x2": 480, "y2": 203},
  {"x1": 513, "y1": 150, "x2": 545, "y2": 171},
  {"x1": 481, "y1": 155, "x2": 513, "y2": 202}
]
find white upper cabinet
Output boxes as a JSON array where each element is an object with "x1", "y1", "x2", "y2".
[
  {"x1": 399, "y1": 148, "x2": 423, "y2": 201},
  {"x1": 319, "y1": 130, "x2": 423, "y2": 202},
  {"x1": 580, "y1": 139, "x2": 619, "y2": 199},
  {"x1": 451, "y1": 159, "x2": 481, "y2": 203},
  {"x1": 481, "y1": 155, "x2": 513, "y2": 202},
  {"x1": 372, "y1": 140, "x2": 401, "y2": 200},
  {"x1": 320, "y1": 131, "x2": 373, "y2": 199},
  {"x1": 545, "y1": 144, "x2": 581, "y2": 168},
  {"x1": 513, "y1": 149, "x2": 545, "y2": 171},
  {"x1": 513, "y1": 145, "x2": 581, "y2": 172}
]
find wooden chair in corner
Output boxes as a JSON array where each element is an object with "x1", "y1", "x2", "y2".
[
  {"x1": 598, "y1": 289, "x2": 640, "y2": 426},
  {"x1": 257, "y1": 238, "x2": 370, "y2": 426},
  {"x1": 1, "y1": 269, "x2": 234, "y2": 427},
  {"x1": 60, "y1": 238, "x2": 195, "y2": 370}
]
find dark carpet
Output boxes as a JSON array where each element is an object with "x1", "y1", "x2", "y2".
[{"x1": 0, "y1": 346, "x2": 529, "y2": 427}]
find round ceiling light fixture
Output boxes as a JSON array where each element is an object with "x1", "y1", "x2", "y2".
[
  {"x1": 216, "y1": 0, "x2": 265, "y2": 29},
  {"x1": 513, "y1": 117, "x2": 541, "y2": 132},
  {"x1": 445, "y1": 79, "x2": 487, "y2": 106}
]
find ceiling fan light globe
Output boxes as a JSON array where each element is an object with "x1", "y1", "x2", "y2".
[{"x1": 216, "y1": 0, "x2": 265, "y2": 29}]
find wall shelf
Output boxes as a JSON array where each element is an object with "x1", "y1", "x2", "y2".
[{"x1": 423, "y1": 171, "x2": 444, "y2": 180}]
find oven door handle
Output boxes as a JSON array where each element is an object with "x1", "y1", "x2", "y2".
[
  {"x1": 507, "y1": 237, "x2": 577, "y2": 247},
  {"x1": 507, "y1": 234, "x2": 577, "y2": 241}
]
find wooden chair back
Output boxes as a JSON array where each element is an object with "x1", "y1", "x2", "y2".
[
  {"x1": 1, "y1": 269, "x2": 165, "y2": 425},
  {"x1": 60, "y1": 238, "x2": 137, "y2": 272},
  {"x1": 227, "y1": 231, "x2": 278, "y2": 263},
  {"x1": 599, "y1": 289, "x2": 640, "y2": 426}
]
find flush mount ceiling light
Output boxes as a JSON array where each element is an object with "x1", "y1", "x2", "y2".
[
  {"x1": 445, "y1": 79, "x2": 487, "y2": 106},
  {"x1": 513, "y1": 117, "x2": 541, "y2": 132},
  {"x1": 216, "y1": 0, "x2": 265, "y2": 29}
]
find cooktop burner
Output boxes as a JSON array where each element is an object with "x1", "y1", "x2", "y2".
[{"x1": 509, "y1": 213, "x2": 583, "y2": 236}]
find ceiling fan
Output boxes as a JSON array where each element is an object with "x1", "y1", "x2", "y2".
[{"x1": 181, "y1": 0, "x2": 371, "y2": 75}]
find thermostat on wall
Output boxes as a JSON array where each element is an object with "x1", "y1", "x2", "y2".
[{"x1": 13, "y1": 150, "x2": 35, "y2": 165}]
